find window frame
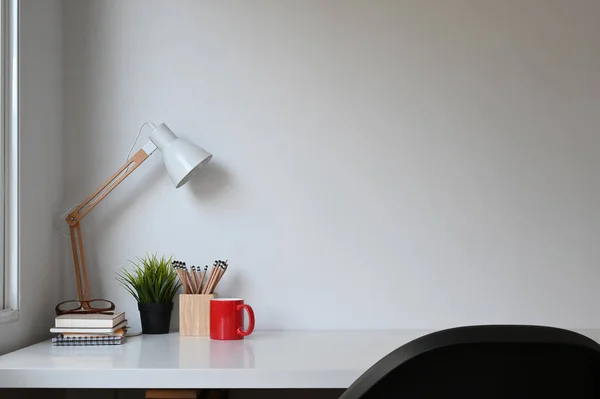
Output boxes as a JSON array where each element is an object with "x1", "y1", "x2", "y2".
[{"x1": 0, "y1": 0, "x2": 19, "y2": 324}]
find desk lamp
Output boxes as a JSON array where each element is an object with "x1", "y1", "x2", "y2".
[{"x1": 63, "y1": 122, "x2": 212, "y2": 308}]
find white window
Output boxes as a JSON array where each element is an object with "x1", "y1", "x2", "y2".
[{"x1": 0, "y1": 0, "x2": 19, "y2": 323}]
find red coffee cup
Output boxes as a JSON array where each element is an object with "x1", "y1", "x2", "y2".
[{"x1": 210, "y1": 298, "x2": 255, "y2": 340}]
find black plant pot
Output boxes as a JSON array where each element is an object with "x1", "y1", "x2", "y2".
[{"x1": 138, "y1": 302, "x2": 173, "y2": 334}]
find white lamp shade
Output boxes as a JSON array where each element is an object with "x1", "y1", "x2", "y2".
[{"x1": 150, "y1": 123, "x2": 213, "y2": 188}]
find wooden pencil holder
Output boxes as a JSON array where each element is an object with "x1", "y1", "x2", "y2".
[{"x1": 179, "y1": 294, "x2": 214, "y2": 336}]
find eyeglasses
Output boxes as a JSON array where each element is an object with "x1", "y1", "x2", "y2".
[{"x1": 55, "y1": 299, "x2": 116, "y2": 316}]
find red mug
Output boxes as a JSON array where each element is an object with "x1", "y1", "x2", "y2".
[{"x1": 210, "y1": 298, "x2": 255, "y2": 340}]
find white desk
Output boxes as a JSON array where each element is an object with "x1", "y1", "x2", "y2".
[{"x1": 1, "y1": 329, "x2": 600, "y2": 390}]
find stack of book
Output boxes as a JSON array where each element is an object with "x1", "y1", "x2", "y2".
[{"x1": 50, "y1": 312, "x2": 127, "y2": 346}]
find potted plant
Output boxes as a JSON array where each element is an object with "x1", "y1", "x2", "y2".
[{"x1": 116, "y1": 254, "x2": 181, "y2": 334}]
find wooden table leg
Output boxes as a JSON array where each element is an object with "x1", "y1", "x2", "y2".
[{"x1": 145, "y1": 390, "x2": 199, "y2": 399}]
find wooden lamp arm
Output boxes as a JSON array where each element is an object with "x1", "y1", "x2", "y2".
[
  {"x1": 64, "y1": 144, "x2": 156, "y2": 302},
  {"x1": 65, "y1": 147, "x2": 152, "y2": 226}
]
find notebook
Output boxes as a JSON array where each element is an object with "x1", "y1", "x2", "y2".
[
  {"x1": 61, "y1": 328, "x2": 126, "y2": 339},
  {"x1": 52, "y1": 334, "x2": 124, "y2": 346},
  {"x1": 55, "y1": 311, "x2": 125, "y2": 328},
  {"x1": 50, "y1": 320, "x2": 127, "y2": 334}
]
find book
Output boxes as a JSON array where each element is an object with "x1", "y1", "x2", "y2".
[
  {"x1": 52, "y1": 341, "x2": 123, "y2": 346},
  {"x1": 52, "y1": 334, "x2": 124, "y2": 346},
  {"x1": 61, "y1": 328, "x2": 126, "y2": 339},
  {"x1": 55, "y1": 311, "x2": 126, "y2": 328},
  {"x1": 50, "y1": 319, "x2": 127, "y2": 334}
]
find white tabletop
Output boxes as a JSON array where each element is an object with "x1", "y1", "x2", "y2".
[{"x1": 1, "y1": 329, "x2": 600, "y2": 389}]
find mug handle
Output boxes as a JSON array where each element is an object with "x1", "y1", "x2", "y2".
[{"x1": 236, "y1": 304, "x2": 255, "y2": 337}]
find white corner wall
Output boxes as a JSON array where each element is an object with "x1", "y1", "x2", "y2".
[
  {"x1": 0, "y1": 0, "x2": 64, "y2": 355},
  {"x1": 63, "y1": 0, "x2": 600, "y2": 332}
]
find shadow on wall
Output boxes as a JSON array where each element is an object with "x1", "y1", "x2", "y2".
[
  {"x1": 188, "y1": 160, "x2": 233, "y2": 204},
  {"x1": 93, "y1": 158, "x2": 232, "y2": 235}
]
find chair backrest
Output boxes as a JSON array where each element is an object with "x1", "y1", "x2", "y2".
[{"x1": 339, "y1": 325, "x2": 600, "y2": 399}]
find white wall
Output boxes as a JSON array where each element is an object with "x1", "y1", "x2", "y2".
[
  {"x1": 63, "y1": 0, "x2": 600, "y2": 332},
  {"x1": 0, "y1": 0, "x2": 64, "y2": 355}
]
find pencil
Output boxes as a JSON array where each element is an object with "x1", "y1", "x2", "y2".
[
  {"x1": 185, "y1": 271, "x2": 194, "y2": 294},
  {"x1": 198, "y1": 265, "x2": 208, "y2": 293},
  {"x1": 175, "y1": 261, "x2": 190, "y2": 294},
  {"x1": 203, "y1": 264, "x2": 218, "y2": 294},
  {"x1": 189, "y1": 266, "x2": 199, "y2": 294},
  {"x1": 207, "y1": 260, "x2": 227, "y2": 294},
  {"x1": 193, "y1": 266, "x2": 202, "y2": 294},
  {"x1": 202, "y1": 269, "x2": 214, "y2": 294},
  {"x1": 213, "y1": 261, "x2": 228, "y2": 289},
  {"x1": 186, "y1": 264, "x2": 199, "y2": 294}
]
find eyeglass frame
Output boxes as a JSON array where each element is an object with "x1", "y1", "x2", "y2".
[{"x1": 55, "y1": 299, "x2": 116, "y2": 316}]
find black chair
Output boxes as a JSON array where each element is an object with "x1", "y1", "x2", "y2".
[{"x1": 339, "y1": 325, "x2": 600, "y2": 398}]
